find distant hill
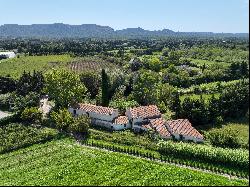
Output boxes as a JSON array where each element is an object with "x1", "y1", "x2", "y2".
[{"x1": 0, "y1": 23, "x2": 248, "y2": 39}]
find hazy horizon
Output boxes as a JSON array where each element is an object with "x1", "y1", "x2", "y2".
[
  {"x1": 1, "y1": 0, "x2": 249, "y2": 33},
  {"x1": 0, "y1": 23, "x2": 249, "y2": 34}
]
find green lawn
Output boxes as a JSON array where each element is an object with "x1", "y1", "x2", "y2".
[
  {"x1": 0, "y1": 55, "x2": 72, "y2": 78},
  {"x1": 0, "y1": 137, "x2": 247, "y2": 186}
]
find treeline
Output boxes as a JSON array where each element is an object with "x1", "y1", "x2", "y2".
[
  {"x1": 173, "y1": 80, "x2": 249, "y2": 126},
  {"x1": 0, "y1": 37, "x2": 248, "y2": 57}
]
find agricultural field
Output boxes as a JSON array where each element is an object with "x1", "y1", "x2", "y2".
[
  {"x1": 0, "y1": 55, "x2": 72, "y2": 78},
  {"x1": 180, "y1": 93, "x2": 220, "y2": 103},
  {"x1": 68, "y1": 57, "x2": 122, "y2": 73},
  {"x1": 0, "y1": 137, "x2": 248, "y2": 186},
  {"x1": 0, "y1": 123, "x2": 59, "y2": 154},
  {"x1": 189, "y1": 59, "x2": 230, "y2": 68}
]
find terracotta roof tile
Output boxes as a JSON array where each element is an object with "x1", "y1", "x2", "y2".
[
  {"x1": 128, "y1": 105, "x2": 161, "y2": 119},
  {"x1": 149, "y1": 118, "x2": 172, "y2": 137},
  {"x1": 75, "y1": 103, "x2": 116, "y2": 116},
  {"x1": 142, "y1": 118, "x2": 171, "y2": 138},
  {"x1": 114, "y1": 116, "x2": 129, "y2": 125},
  {"x1": 166, "y1": 119, "x2": 203, "y2": 139}
]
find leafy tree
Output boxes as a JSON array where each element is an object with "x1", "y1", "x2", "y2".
[
  {"x1": 11, "y1": 92, "x2": 40, "y2": 114},
  {"x1": 68, "y1": 115, "x2": 90, "y2": 134},
  {"x1": 50, "y1": 108, "x2": 74, "y2": 131},
  {"x1": 80, "y1": 72, "x2": 100, "y2": 99},
  {"x1": 21, "y1": 107, "x2": 42, "y2": 123},
  {"x1": 132, "y1": 70, "x2": 161, "y2": 105},
  {"x1": 0, "y1": 76, "x2": 16, "y2": 94},
  {"x1": 44, "y1": 69, "x2": 86, "y2": 108},
  {"x1": 16, "y1": 71, "x2": 44, "y2": 96}
]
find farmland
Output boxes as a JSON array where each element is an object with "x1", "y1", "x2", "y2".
[
  {"x1": 0, "y1": 137, "x2": 248, "y2": 186},
  {"x1": 0, "y1": 55, "x2": 72, "y2": 78},
  {"x1": 68, "y1": 57, "x2": 122, "y2": 73}
]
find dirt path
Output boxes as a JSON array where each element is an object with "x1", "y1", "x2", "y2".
[{"x1": 74, "y1": 139, "x2": 248, "y2": 181}]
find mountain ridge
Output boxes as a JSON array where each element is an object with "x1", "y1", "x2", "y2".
[{"x1": 0, "y1": 23, "x2": 248, "y2": 38}]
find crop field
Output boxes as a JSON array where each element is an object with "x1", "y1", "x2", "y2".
[
  {"x1": 0, "y1": 55, "x2": 72, "y2": 78},
  {"x1": 0, "y1": 123, "x2": 59, "y2": 154},
  {"x1": 0, "y1": 137, "x2": 248, "y2": 186},
  {"x1": 189, "y1": 59, "x2": 231, "y2": 68},
  {"x1": 180, "y1": 93, "x2": 220, "y2": 103},
  {"x1": 68, "y1": 57, "x2": 121, "y2": 73}
]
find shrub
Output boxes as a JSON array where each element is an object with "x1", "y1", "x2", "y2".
[
  {"x1": 205, "y1": 127, "x2": 243, "y2": 149},
  {"x1": 21, "y1": 107, "x2": 42, "y2": 123},
  {"x1": 68, "y1": 115, "x2": 90, "y2": 134},
  {"x1": 50, "y1": 108, "x2": 74, "y2": 131}
]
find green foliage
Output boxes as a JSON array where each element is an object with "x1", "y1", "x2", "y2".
[
  {"x1": 68, "y1": 115, "x2": 90, "y2": 134},
  {"x1": 10, "y1": 92, "x2": 40, "y2": 114},
  {"x1": 109, "y1": 99, "x2": 139, "y2": 114},
  {"x1": 20, "y1": 107, "x2": 42, "y2": 124},
  {"x1": 16, "y1": 71, "x2": 44, "y2": 96},
  {"x1": 0, "y1": 138, "x2": 247, "y2": 186},
  {"x1": 101, "y1": 69, "x2": 111, "y2": 106},
  {"x1": 0, "y1": 76, "x2": 16, "y2": 94},
  {"x1": 0, "y1": 55, "x2": 72, "y2": 78},
  {"x1": 0, "y1": 123, "x2": 59, "y2": 154},
  {"x1": 50, "y1": 108, "x2": 74, "y2": 131},
  {"x1": 45, "y1": 69, "x2": 86, "y2": 108},
  {"x1": 132, "y1": 70, "x2": 161, "y2": 105},
  {"x1": 158, "y1": 140, "x2": 249, "y2": 172},
  {"x1": 80, "y1": 72, "x2": 101, "y2": 99},
  {"x1": 205, "y1": 127, "x2": 244, "y2": 149}
]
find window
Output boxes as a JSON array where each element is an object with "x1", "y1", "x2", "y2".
[
  {"x1": 124, "y1": 124, "x2": 126, "y2": 128},
  {"x1": 73, "y1": 110, "x2": 76, "y2": 115}
]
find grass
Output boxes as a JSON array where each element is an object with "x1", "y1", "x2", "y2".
[
  {"x1": 0, "y1": 137, "x2": 248, "y2": 186},
  {"x1": 0, "y1": 55, "x2": 72, "y2": 78}
]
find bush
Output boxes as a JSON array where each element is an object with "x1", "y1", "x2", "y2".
[
  {"x1": 68, "y1": 115, "x2": 90, "y2": 134},
  {"x1": 50, "y1": 108, "x2": 74, "y2": 131},
  {"x1": 205, "y1": 127, "x2": 244, "y2": 149},
  {"x1": 21, "y1": 107, "x2": 42, "y2": 123}
]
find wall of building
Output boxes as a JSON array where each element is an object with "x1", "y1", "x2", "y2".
[{"x1": 68, "y1": 107, "x2": 119, "y2": 122}]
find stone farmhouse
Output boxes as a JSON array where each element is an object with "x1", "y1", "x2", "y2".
[{"x1": 69, "y1": 103, "x2": 204, "y2": 143}]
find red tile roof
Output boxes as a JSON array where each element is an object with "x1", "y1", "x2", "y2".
[
  {"x1": 75, "y1": 103, "x2": 116, "y2": 115},
  {"x1": 166, "y1": 119, "x2": 203, "y2": 139},
  {"x1": 128, "y1": 105, "x2": 161, "y2": 119},
  {"x1": 142, "y1": 118, "x2": 171, "y2": 138},
  {"x1": 114, "y1": 116, "x2": 129, "y2": 125}
]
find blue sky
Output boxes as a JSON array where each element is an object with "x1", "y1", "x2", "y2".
[{"x1": 0, "y1": 0, "x2": 249, "y2": 33}]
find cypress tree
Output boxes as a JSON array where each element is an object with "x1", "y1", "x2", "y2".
[{"x1": 101, "y1": 69, "x2": 110, "y2": 107}]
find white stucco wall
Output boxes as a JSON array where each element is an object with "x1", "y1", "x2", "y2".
[{"x1": 68, "y1": 107, "x2": 119, "y2": 122}]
